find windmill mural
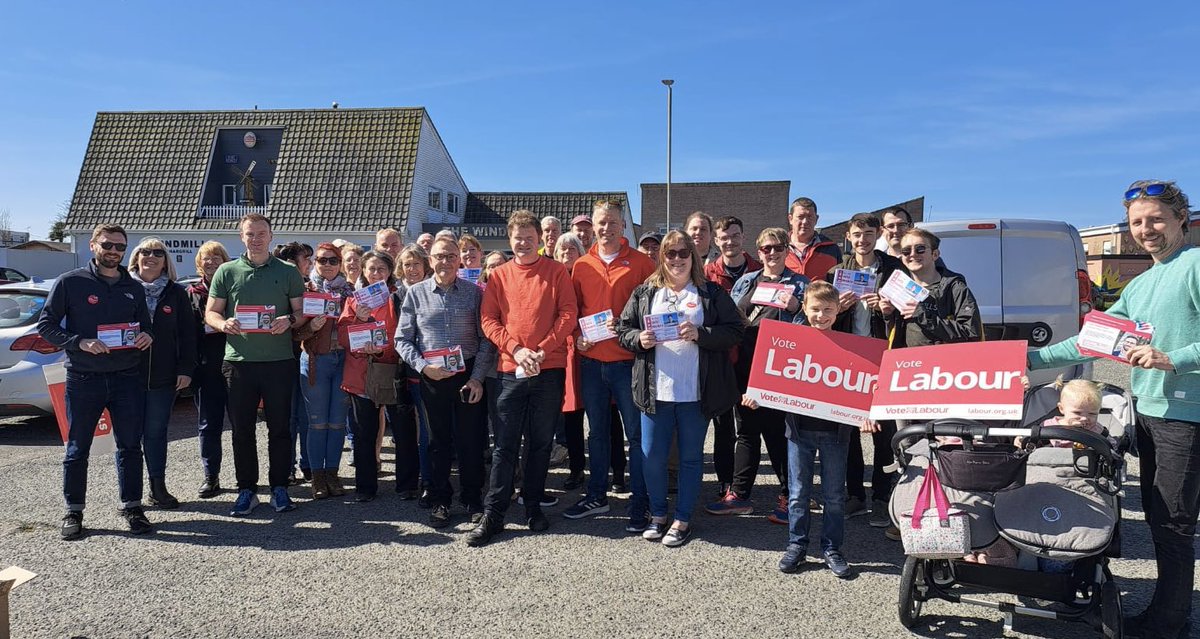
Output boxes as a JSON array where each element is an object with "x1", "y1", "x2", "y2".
[{"x1": 231, "y1": 160, "x2": 258, "y2": 206}]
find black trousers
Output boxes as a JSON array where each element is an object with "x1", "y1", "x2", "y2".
[
  {"x1": 350, "y1": 395, "x2": 417, "y2": 497},
  {"x1": 731, "y1": 404, "x2": 788, "y2": 499},
  {"x1": 484, "y1": 369, "x2": 565, "y2": 520},
  {"x1": 712, "y1": 408, "x2": 736, "y2": 485},
  {"x1": 223, "y1": 359, "x2": 295, "y2": 491},
  {"x1": 563, "y1": 409, "x2": 586, "y2": 474},
  {"x1": 1135, "y1": 414, "x2": 1200, "y2": 638},
  {"x1": 847, "y1": 420, "x2": 897, "y2": 503},
  {"x1": 419, "y1": 366, "x2": 486, "y2": 508},
  {"x1": 386, "y1": 391, "x2": 420, "y2": 494}
]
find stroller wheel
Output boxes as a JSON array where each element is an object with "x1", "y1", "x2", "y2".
[
  {"x1": 898, "y1": 556, "x2": 925, "y2": 629},
  {"x1": 1100, "y1": 578, "x2": 1122, "y2": 638}
]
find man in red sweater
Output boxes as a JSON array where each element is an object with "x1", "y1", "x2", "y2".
[
  {"x1": 562, "y1": 200, "x2": 656, "y2": 531},
  {"x1": 784, "y1": 197, "x2": 842, "y2": 281},
  {"x1": 469, "y1": 210, "x2": 578, "y2": 547}
]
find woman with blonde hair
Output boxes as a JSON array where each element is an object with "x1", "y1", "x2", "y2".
[
  {"x1": 129, "y1": 237, "x2": 197, "y2": 508},
  {"x1": 188, "y1": 241, "x2": 231, "y2": 498},
  {"x1": 341, "y1": 244, "x2": 365, "y2": 289}
]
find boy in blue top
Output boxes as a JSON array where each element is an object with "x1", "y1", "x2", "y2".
[{"x1": 774, "y1": 281, "x2": 854, "y2": 577}]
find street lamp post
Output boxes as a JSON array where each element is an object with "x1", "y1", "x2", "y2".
[{"x1": 662, "y1": 79, "x2": 674, "y2": 232}]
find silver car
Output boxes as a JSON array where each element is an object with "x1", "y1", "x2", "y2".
[{"x1": 0, "y1": 279, "x2": 65, "y2": 415}]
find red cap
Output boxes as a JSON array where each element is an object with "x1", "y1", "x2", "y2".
[{"x1": 570, "y1": 214, "x2": 592, "y2": 227}]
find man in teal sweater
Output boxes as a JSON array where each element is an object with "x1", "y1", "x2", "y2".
[{"x1": 1029, "y1": 180, "x2": 1198, "y2": 639}]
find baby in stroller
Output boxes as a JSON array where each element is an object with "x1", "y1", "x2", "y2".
[{"x1": 1014, "y1": 377, "x2": 1117, "y2": 450}]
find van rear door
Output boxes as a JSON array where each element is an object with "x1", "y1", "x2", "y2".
[{"x1": 997, "y1": 220, "x2": 1081, "y2": 349}]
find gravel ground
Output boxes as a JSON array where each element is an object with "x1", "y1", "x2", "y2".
[{"x1": 1, "y1": 359, "x2": 1196, "y2": 638}]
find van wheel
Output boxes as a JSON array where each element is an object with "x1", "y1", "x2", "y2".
[
  {"x1": 899, "y1": 556, "x2": 925, "y2": 629},
  {"x1": 1101, "y1": 578, "x2": 1122, "y2": 638}
]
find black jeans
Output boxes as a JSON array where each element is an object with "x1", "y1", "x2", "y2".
[
  {"x1": 1135, "y1": 414, "x2": 1200, "y2": 638},
  {"x1": 563, "y1": 409, "x2": 586, "y2": 474},
  {"x1": 732, "y1": 404, "x2": 788, "y2": 499},
  {"x1": 386, "y1": 393, "x2": 420, "y2": 494},
  {"x1": 847, "y1": 420, "x2": 897, "y2": 503},
  {"x1": 223, "y1": 360, "x2": 295, "y2": 491},
  {"x1": 712, "y1": 408, "x2": 736, "y2": 485},
  {"x1": 484, "y1": 369, "x2": 565, "y2": 520},
  {"x1": 193, "y1": 364, "x2": 228, "y2": 479},
  {"x1": 418, "y1": 365, "x2": 485, "y2": 508}
]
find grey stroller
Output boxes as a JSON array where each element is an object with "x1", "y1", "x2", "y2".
[{"x1": 888, "y1": 381, "x2": 1134, "y2": 637}]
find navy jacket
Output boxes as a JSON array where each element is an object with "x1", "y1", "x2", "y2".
[{"x1": 38, "y1": 261, "x2": 153, "y2": 373}]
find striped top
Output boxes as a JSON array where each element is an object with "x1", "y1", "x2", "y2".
[{"x1": 395, "y1": 277, "x2": 496, "y2": 382}]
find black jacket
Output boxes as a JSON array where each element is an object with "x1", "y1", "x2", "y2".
[
  {"x1": 142, "y1": 281, "x2": 198, "y2": 390},
  {"x1": 890, "y1": 272, "x2": 982, "y2": 348},
  {"x1": 187, "y1": 279, "x2": 226, "y2": 374},
  {"x1": 617, "y1": 281, "x2": 745, "y2": 418},
  {"x1": 828, "y1": 250, "x2": 903, "y2": 339},
  {"x1": 38, "y1": 261, "x2": 153, "y2": 373}
]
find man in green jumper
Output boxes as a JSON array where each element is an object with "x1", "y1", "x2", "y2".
[{"x1": 1029, "y1": 180, "x2": 1199, "y2": 639}]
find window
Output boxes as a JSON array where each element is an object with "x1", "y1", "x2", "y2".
[
  {"x1": 428, "y1": 187, "x2": 442, "y2": 210},
  {"x1": 447, "y1": 192, "x2": 460, "y2": 214},
  {"x1": 1102, "y1": 240, "x2": 1113, "y2": 255},
  {"x1": 222, "y1": 185, "x2": 238, "y2": 206}
]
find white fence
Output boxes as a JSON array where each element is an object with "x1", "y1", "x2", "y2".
[{"x1": 197, "y1": 205, "x2": 268, "y2": 220}]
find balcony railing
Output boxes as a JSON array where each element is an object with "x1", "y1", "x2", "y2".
[{"x1": 197, "y1": 205, "x2": 268, "y2": 220}]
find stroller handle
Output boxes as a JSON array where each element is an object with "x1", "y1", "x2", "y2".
[{"x1": 891, "y1": 419, "x2": 1122, "y2": 465}]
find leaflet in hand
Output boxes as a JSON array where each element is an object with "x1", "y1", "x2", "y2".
[
  {"x1": 424, "y1": 346, "x2": 465, "y2": 373},
  {"x1": 353, "y1": 281, "x2": 389, "y2": 309},
  {"x1": 235, "y1": 305, "x2": 275, "y2": 333},
  {"x1": 878, "y1": 270, "x2": 929, "y2": 308},
  {"x1": 457, "y1": 268, "x2": 482, "y2": 284},
  {"x1": 97, "y1": 322, "x2": 140, "y2": 349},
  {"x1": 348, "y1": 321, "x2": 389, "y2": 353},
  {"x1": 1076, "y1": 311, "x2": 1154, "y2": 364},
  {"x1": 644, "y1": 312, "x2": 681, "y2": 342},
  {"x1": 832, "y1": 269, "x2": 879, "y2": 298},
  {"x1": 750, "y1": 282, "x2": 792, "y2": 309},
  {"x1": 579, "y1": 310, "x2": 617, "y2": 343},
  {"x1": 302, "y1": 292, "x2": 341, "y2": 318}
]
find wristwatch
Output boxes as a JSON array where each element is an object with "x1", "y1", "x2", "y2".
[{"x1": 284, "y1": 313, "x2": 297, "y2": 326}]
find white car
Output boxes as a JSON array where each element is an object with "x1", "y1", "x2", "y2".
[{"x1": 0, "y1": 279, "x2": 65, "y2": 415}]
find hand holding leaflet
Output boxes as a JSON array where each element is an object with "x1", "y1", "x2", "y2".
[
  {"x1": 750, "y1": 283, "x2": 792, "y2": 309},
  {"x1": 879, "y1": 270, "x2": 929, "y2": 308},
  {"x1": 1076, "y1": 311, "x2": 1154, "y2": 364},
  {"x1": 579, "y1": 310, "x2": 617, "y2": 343},
  {"x1": 353, "y1": 281, "x2": 389, "y2": 310},
  {"x1": 832, "y1": 269, "x2": 879, "y2": 298},
  {"x1": 644, "y1": 312, "x2": 681, "y2": 342}
]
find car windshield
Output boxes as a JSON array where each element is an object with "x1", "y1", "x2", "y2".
[{"x1": 0, "y1": 292, "x2": 46, "y2": 329}]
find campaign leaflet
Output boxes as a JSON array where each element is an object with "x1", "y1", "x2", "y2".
[
  {"x1": 457, "y1": 268, "x2": 482, "y2": 284},
  {"x1": 1076, "y1": 310, "x2": 1154, "y2": 364},
  {"x1": 832, "y1": 269, "x2": 879, "y2": 298},
  {"x1": 302, "y1": 292, "x2": 341, "y2": 318},
  {"x1": 353, "y1": 281, "x2": 389, "y2": 309},
  {"x1": 97, "y1": 322, "x2": 139, "y2": 349},
  {"x1": 644, "y1": 312, "x2": 681, "y2": 342},
  {"x1": 878, "y1": 270, "x2": 930, "y2": 308},
  {"x1": 423, "y1": 346, "x2": 466, "y2": 373},
  {"x1": 235, "y1": 305, "x2": 275, "y2": 333},
  {"x1": 348, "y1": 321, "x2": 389, "y2": 353},
  {"x1": 578, "y1": 310, "x2": 617, "y2": 343},
  {"x1": 749, "y1": 282, "x2": 792, "y2": 309}
]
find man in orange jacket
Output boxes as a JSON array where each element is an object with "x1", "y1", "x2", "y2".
[
  {"x1": 562, "y1": 200, "x2": 657, "y2": 532},
  {"x1": 784, "y1": 197, "x2": 842, "y2": 281}
]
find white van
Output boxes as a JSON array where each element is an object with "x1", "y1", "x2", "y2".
[{"x1": 917, "y1": 219, "x2": 1093, "y2": 386}]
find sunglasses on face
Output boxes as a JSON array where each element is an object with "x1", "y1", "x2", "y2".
[
  {"x1": 1124, "y1": 182, "x2": 1173, "y2": 201},
  {"x1": 758, "y1": 244, "x2": 786, "y2": 254},
  {"x1": 663, "y1": 249, "x2": 692, "y2": 260},
  {"x1": 99, "y1": 242, "x2": 128, "y2": 252},
  {"x1": 139, "y1": 248, "x2": 166, "y2": 258},
  {"x1": 900, "y1": 245, "x2": 929, "y2": 256},
  {"x1": 316, "y1": 257, "x2": 341, "y2": 266}
]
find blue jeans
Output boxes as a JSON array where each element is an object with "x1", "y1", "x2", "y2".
[
  {"x1": 290, "y1": 374, "x2": 310, "y2": 473},
  {"x1": 787, "y1": 427, "x2": 850, "y2": 552},
  {"x1": 63, "y1": 368, "x2": 146, "y2": 510},
  {"x1": 192, "y1": 365, "x2": 227, "y2": 478},
  {"x1": 581, "y1": 358, "x2": 646, "y2": 513},
  {"x1": 142, "y1": 386, "x2": 178, "y2": 479},
  {"x1": 642, "y1": 401, "x2": 707, "y2": 523},
  {"x1": 301, "y1": 350, "x2": 348, "y2": 471},
  {"x1": 484, "y1": 369, "x2": 565, "y2": 519}
]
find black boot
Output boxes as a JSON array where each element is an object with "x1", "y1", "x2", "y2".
[
  {"x1": 148, "y1": 477, "x2": 180, "y2": 509},
  {"x1": 198, "y1": 476, "x2": 221, "y2": 499}
]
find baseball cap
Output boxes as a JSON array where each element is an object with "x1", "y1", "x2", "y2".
[
  {"x1": 638, "y1": 232, "x2": 663, "y2": 246},
  {"x1": 570, "y1": 214, "x2": 593, "y2": 227}
]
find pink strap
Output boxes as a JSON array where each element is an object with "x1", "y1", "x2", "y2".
[{"x1": 910, "y1": 464, "x2": 952, "y2": 529}]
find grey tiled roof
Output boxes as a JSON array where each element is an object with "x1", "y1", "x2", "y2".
[
  {"x1": 465, "y1": 192, "x2": 629, "y2": 226},
  {"x1": 66, "y1": 108, "x2": 423, "y2": 233}
]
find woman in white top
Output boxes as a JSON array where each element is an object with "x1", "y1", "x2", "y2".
[{"x1": 618, "y1": 231, "x2": 745, "y2": 547}]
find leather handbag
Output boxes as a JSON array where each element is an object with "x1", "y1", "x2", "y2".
[
  {"x1": 900, "y1": 464, "x2": 972, "y2": 559},
  {"x1": 365, "y1": 356, "x2": 399, "y2": 406}
]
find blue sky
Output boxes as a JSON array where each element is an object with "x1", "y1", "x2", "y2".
[{"x1": 2, "y1": 2, "x2": 1198, "y2": 239}]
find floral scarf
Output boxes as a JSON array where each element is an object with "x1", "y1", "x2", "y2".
[{"x1": 132, "y1": 271, "x2": 170, "y2": 316}]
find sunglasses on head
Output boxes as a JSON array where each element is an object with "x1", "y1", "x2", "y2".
[
  {"x1": 758, "y1": 244, "x2": 786, "y2": 254},
  {"x1": 663, "y1": 249, "x2": 692, "y2": 260},
  {"x1": 139, "y1": 248, "x2": 167, "y2": 258},
  {"x1": 900, "y1": 244, "x2": 929, "y2": 256},
  {"x1": 98, "y1": 241, "x2": 127, "y2": 252},
  {"x1": 316, "y1": 257, "x2": 341, "y2": 266},
  {"x1": 1124, "y1": 182, "x2": 1173, "y2": 202}
]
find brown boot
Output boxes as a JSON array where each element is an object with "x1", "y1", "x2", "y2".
[
  {"x1": 325, "y1": 468, "x2": 346, "y2": 497},
  {"x1": 311, "y1": 469, "x2": 330, "y2": 500}
]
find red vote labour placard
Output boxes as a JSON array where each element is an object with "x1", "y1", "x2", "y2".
[
  {"x1": 868, "y1": 341, "x2": 1027, "y2": 421},
  {"x1": 43, "y1": 362, "x2": 115, "y2": 455},
  {"x1": 745, "y1": 320, "x2": 888, "y2": 426}
]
